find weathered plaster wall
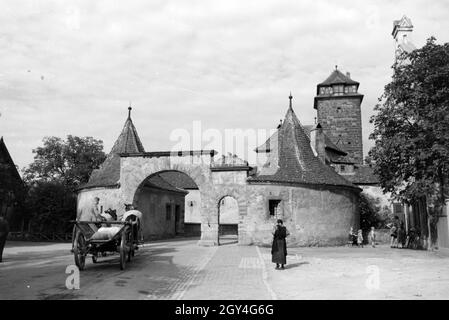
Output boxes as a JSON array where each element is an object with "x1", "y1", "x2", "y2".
[
  {"x1": 185, "y1": 190, "x2": 201, "y2": 223},
  {"x1": 244, "y1": 184, "x2": 359, "y2": 246},
  {"x1": 134, "y1": 187, "x2": 185, "y2": 239},
  {"x1": 77, "y1": 187, "x2": 122, "y2": 219}
]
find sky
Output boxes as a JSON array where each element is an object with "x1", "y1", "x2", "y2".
[{"x1": 1, "y1": 0, "x2": 449, "y2": 170}]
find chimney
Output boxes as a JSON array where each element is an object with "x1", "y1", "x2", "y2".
[
  {"x1": 310, "y1": 123, "x2": 326, "y2": 163},
  {"x1": 346, "y1": 72, "x2": 351, "y2": 79}
]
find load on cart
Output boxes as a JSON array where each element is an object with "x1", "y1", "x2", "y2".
[{"x1": 72, "y1": 207, "x2": 143, "y2": 271}]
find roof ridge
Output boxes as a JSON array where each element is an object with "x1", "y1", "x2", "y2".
[{"x1": 251, "y1": 100, "x2": 358, "y2": 189}]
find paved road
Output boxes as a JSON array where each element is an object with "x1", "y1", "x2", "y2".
[{"x1": 1, "y1": 239, "x2": 449, "y2": 299}]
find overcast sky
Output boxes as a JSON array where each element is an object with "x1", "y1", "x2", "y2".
[{"x1": 1, "y1": 0, "x2": 449, "y2": 170}]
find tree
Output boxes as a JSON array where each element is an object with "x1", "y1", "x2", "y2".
[
  {"x1": 23, "y1": 135, "x2": 106, "y2": 235},
  {"x1": 369, "y1": 37, "x2": 449, "y2": 249},
  {"x1": 23, "y1": 135, "x2": 106, "y2": 189},
  {"x1": 359, "y1": 193, "x2": 393, "y2": 232}
]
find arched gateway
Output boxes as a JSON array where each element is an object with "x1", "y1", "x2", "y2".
[
  {"x1": 78, "y1": 100, "x2": 361, "y2": 247},
  {"x1": 119, "y1": 150, "x2": 250, "y2": 245}
]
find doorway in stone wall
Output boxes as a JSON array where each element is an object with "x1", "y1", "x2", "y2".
[
  {"x1": 132, "y1": 170, "x2": 201, "y2": 240},
  {"x1": 218, "y1": 196, "x2": 239, "y2": 245}
]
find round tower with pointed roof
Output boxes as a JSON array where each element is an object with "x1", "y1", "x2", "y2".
[{"x1": 313, "y1": 67, "x2": 364, "y2": 164}]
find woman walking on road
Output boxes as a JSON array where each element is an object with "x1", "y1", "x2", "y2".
[{"x1": 271, "y1": 219, "x2": 289, "y2": 270}]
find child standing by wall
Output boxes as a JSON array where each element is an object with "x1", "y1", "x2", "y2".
[{"x1": 357, "y1": 229, "x2": 364, "y2": 248}]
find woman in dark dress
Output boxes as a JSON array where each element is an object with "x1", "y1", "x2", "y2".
[{"x1": 271, "y1": 219, "x2": 289, "y2": 269}]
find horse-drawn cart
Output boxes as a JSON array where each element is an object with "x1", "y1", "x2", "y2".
[{"x1": 71, "y1": 211, "x2": 142, "y2": 270}]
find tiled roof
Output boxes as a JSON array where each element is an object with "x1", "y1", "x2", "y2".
[
  {"x1": 255, "y1": 125, "x2": 347, "y2": 156},
  {"x1": 80, "y1": 111, "x2": 145, "y2": 189},
  {"x1": 249, "y1": 102, "x2": 359, "y2": 190},
  {"x1": 158, "y1": 171, "x2": 199, "y2": 190},
  {"x1": 343, "y1": 165, "x2": 379, "y2": 185},
  {"x1": 302, "y1": 125, "x2": 346, "y2": 155},
  {"x1": 319, "y1": 69, "x2": 359, "y2": 86}
]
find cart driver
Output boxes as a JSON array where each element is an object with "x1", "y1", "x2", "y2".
[{"x1": 79, "y1": 197, "x2": 102, "y2": 221}]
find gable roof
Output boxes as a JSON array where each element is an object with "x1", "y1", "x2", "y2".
[
  {"x1": 392, "y1": 15, "x2": 413, "y2": 37},
  {"x1": 318, "y1": 69, "x2": 359, "y2": 86},
  {"x1": 255, "y1": 124, "x2": 347, "y2": 156},
  {"x1": 80, "y1": 109, "x2": 145, "y2": 190},
  {"x1": 249, "y1": 100, "x2": 359, "y2": 190},
  {"x1": 0, "y1": 137, "x2": 24, "y2": 192}
]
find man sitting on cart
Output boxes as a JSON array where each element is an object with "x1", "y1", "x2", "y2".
[{"x1": 79, "y1": 197, "x2": 102, "y2": 221}]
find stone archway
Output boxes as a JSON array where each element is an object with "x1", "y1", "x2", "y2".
[
  {"x1": 119, "y1": 152, "x2": 220, "y2": 245},
  {"x1": 217, "y1": 195, "x2": 239, "y2": 245},
  {"x1": 132, "y1": 170, "x2": 200, "y2": 240},
  {"x1": 212, "y1": 189, "x2": 248, "y2": 245}
]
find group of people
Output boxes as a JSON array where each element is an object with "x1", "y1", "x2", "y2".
[
  {"x1": 347, "y1": 216, "x2": 415, "y2": 249},
  {"x1": 389, "y1": 216, "x2": 412, "y2": 249},
  {"x1": 348, "y1": 227, "x2": 371, "y2": 247}
]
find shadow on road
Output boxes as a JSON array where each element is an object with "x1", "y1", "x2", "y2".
[{"x1": 284, "y1": 261, "x2": 310, "y2": 269}]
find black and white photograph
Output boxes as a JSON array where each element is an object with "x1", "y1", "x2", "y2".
[{"x1": 1, "y1": 0, "x2": 449, "y2": 307}]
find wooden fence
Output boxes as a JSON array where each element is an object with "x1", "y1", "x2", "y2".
[{"x1": 7, "y1": 232, "x2": 72, "y2": 242}]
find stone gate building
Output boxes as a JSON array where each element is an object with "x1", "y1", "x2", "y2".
[{"x1": 78, "y1": 73, "x2": 367, "y2": 247}]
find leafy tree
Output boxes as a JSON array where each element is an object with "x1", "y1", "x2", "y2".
[
  {"x1": 23, "y1": 135, "x2": 106, "y2": 235},
  {"x1": 359, "y1": 193, "x2": 392, "y2": 231},
  {"x1": 25, "y1": 181, "x2": 76, "y2": 234},
  {"x1": 23, "y1": 135, "x2": 106, "y2": 189},
  {"x1": 369, "y1": 37, "x2": 449, "y2": 248}
]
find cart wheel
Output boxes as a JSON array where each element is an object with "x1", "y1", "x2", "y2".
[
  {"x1": 73, "y1": 231, "x2": 86, "y2": 271},
  {"x1": 119, "y1": 230, "x2": 127, "y2": 270}
]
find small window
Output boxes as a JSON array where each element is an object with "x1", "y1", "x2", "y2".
[
  {"x1": 340, "y1": 165, "x2": 345, "y2": 172},
  {"x1": 269, "y1": 200, "x2": 282, "y2": 216},
  {"x1": 336, "y1": 107, "x2": 342, "y2": 113},
  {"x1": 166, "y1": 204, "x2": 172, "y2": 220}
]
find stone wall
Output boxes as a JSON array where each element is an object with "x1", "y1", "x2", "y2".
[
  {"x1": 244, "y1": 184, "x2": 359, "y2": 246},
  {"x1": 185, "y1": 190, "x2": 201, "y2": 223},
  {"x1": 317, "y1": 97, "x2": 363, "y2": 164},
  {"x1": 78, "y1": 153, "x2": 361, "y2": 247}
]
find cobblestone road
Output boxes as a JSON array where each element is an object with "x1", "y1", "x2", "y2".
[{"x1": 1, "y1": 239, "x2": 449, "y2": 299}]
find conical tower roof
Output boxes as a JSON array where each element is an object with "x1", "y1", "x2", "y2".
[
  {"x1": 249, "y1": 96, "x2": 358, "y2": 189},
  {"x1": 81, "y1": 107, "x2": 145, "y2": 189}
]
